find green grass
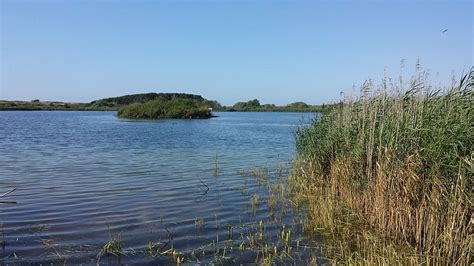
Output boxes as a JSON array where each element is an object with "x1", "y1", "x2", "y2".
[
  {"x1": 99, "y1": 232, "x2": 124, "y2": 257},
  {"x1": 291, "y1": 67, "x2": 473, "y2": 264}
]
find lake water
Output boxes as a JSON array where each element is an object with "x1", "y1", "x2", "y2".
[{"x1": 0, "y1": 111, "x2": 316, "y2": 264}]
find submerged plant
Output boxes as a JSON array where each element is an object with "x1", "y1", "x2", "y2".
[
  {"x1": 213, "y1": 152, "x2": 219, "y2": 177},
  {"x1": 99, "y1": 232, "x2": 124, "y2": 257},
  {"x1": 195, "y1": 217, "x2": 205, "y2": 230},
  {"x1": 250, "y1": 194, "x2": 260, "y2": 213},
  {"x1": 268, "y1": 194, "x2": 277, "y2": 216},
  {"x1": 0, "y1": 219, "x2": 5, "y2": 247},
  {"x1": 147, "y1": 241, "x2": 162, "y2": 257}
]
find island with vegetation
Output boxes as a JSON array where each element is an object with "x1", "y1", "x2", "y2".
[
  {"x1": 117, "y1": 97, "x2": 213, "y2": 119},
  {"x1": 89, "y1": 92, "x2": 222, "y2": 111}
]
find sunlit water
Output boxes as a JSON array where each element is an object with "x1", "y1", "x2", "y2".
[{"x1": 0, "y1": 111, "x2": 316, "y2": 264}]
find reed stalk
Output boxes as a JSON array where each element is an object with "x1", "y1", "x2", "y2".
[{"x1": 291, "y1": 67, "x2": 473, "y2": 264}]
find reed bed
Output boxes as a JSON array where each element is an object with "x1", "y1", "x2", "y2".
[{"x1": 291, "y1": 67, "x2": 473, "y2": 264}]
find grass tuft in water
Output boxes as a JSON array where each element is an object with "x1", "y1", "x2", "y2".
[
  {"x1": 195, "y1": 217, "x2": 205, "y2": 230},
  {"x1": 213, "y1": 152, "x2": 219, "y2": 177},
  {"x1": 268, "y1": 194, "x2": 277, "y2": 216},
  {"x1": 250, "y1": 194, "x2": 260, "y2": 213},
  {"x1": 99, "y1": 232, "x2": 124, "y2": 257}
]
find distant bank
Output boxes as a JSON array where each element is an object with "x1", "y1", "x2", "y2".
[
  {"x1": 0, "y1": 93, "x2": 331, "y2": 112},
  {"x1": 0, "y1": 93, "x2": 332, "y2": 114}
]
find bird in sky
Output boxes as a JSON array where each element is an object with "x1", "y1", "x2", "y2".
[{"x1": 442, "y1": 29, "x2": 448, "y2": 33}]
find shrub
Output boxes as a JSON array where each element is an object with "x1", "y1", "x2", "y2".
[{"x1": 117, "y1": 98, "x2": 212, "y2": 119}]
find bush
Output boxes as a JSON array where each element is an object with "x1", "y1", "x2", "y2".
[{"x1": 117, "y1": 98, "x2": 212, "y2": 119}]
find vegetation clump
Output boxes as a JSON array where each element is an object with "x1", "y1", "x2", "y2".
[
  {"x1": 0, "y1": 100, "x2": 103, "y2": 111},
  {"x1": 291, "y1": 67, "x2": 473, "y2": 264},
  {"x1": 117, "y1": 97, "x2": 212, "y2": 119},
  {"x1": 90, "y1": 92, "x2": 221, "y2": 110},
  {"x1": 226, "y1": 98, "x2": 328, "y2": 112},
  {"x1": 99, "y1": 233, "x2": 124, "y2": 257}
]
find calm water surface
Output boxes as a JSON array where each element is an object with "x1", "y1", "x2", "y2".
[{"x1": 0, "y1": 111, "x2": 316, "y2": 264}]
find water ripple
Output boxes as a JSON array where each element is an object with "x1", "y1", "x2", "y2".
[{"x1": 0, "y1": 111, "x2": 316, "y2": 264}]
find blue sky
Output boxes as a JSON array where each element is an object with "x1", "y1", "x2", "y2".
[{"x1": 1, "y1": 0, "x2": 472, "y2": 105}]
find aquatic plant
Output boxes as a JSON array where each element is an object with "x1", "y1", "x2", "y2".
[
  {"x1": 195, "y1": 217, "x2": 205, "y2": 230},
  {"x1": 99, "y1": 232, "x2": 124, "y2": 257},
  {"x1": 88, "y1": 163, "x2": 318, "y2": 265},
  {"x1": 292, "y1": 66, "x2": 473, "y2": 264},
  {"x1": 213, "y1": 153, "x2": 219, "y2": 177},
  {"x1": 250, "y1": 194, "x2": 260, "y2": 212},
  {"x1": 268, "y1": 194, "x2": 277, "y2": 215}
]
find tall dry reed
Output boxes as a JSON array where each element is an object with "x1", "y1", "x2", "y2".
[{"x1": 291, "y1": 67, "x2": 473, "y2": 264}]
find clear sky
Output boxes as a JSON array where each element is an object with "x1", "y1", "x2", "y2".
[{"x1": 1, "y1": 0, "x2": 472, "y2": 105}]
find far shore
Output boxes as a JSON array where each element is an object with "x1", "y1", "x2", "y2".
[{"x1": 0, "y1": 99, "x2": 329, "y2": 113}]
